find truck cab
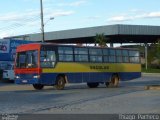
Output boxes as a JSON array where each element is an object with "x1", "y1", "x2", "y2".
[{"x1": 0, "y1": 63, "x2": 15, "y2": 81}]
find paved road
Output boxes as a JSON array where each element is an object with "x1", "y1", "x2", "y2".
[{"x1": 0, "y1": 75, "x2": 160, "y2": 114}]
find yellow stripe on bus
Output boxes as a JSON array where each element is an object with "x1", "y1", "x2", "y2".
[{"x1": 42, "y1": 62, "x2": 141, "y2": 73}]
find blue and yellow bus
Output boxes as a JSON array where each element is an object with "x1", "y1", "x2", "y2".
[{"x1": 14, "y1": 43, "x2": 141, "y2": 90}]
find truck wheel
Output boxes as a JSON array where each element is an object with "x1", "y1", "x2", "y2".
[
  {"x1": 55, "y1": 76, "x2": 65, "y2": 90},
  {"x1": 33, "y1": 84, "x2": 44, "y2": 90},
  {"x1": 87, "y1": 82, "x2": 99, "y2": 88},
  {"x1": 106, "y1": 74, "x2": 119, "y2": 88}
]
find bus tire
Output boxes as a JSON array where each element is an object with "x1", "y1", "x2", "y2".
[
  {"x1": 33, "y1": 84, "x2": 44, "y2": 90},
  {"x1": 87, "y1": 82, "x2": 99, "y2": 88},
  {"x1": 106, "y1": 74, "x2": 119, "y2": 88},
  {"x1": 55, "y1": 76, "x2": 65, "y2": 90}
]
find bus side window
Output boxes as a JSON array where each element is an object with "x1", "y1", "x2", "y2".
[
  {"x1": 109, "y1": 49, "x2": 116, "y2": 63},
  {"x1": 89, "y1": 48, "x2": 102, "y2": 63},
  {"x1": 103, "y1": 49, "x2": 109, "y2": 62},
  {"x1": 74, "y1": 47, "x2": 88, "y2": 62},
  {"x1": 116, "y1": 49, "x2": 122, "y2": 63},
  {"x1": 129, "y1": 50, "x2": 140, "y2": 63},
  {"x1": 40, "y1": 50, "x2": 56, "y2": 68},
  {"x1": 122, "y1": 50, "x2": 129, "y2": 63},
  {"x1": 58, "y1": 47, "x2": 73, "y2": 62},
  {"x1": 47, "y1": 51, "x2": 56, "y2": 67}
]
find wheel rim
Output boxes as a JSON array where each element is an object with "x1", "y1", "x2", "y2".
[
  {"x1": 111, "y1": 76, "x2": 119, "y2": 86},
  {"x1": 107, "y1": 75, "x2": 119, "y2": 87},
  {"x1": 56, "y1": 77, "x2": 65, "y2": 90},
  {"x1": 58, "y1": 79, "x2": 64, "y2": 87}
]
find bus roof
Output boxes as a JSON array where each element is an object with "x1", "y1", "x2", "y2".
[
  {"x1": 41, "y1": 43, "x2": 139, "y2": 51},
  {"x1": 16, "y1": 43, "x2": 41, "y2": 52},
  {"x1": 16, "y1": 42, "x2": 139, "y2": 52}
]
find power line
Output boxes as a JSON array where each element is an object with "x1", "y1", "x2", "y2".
[{"x1": 0, "y1": 15, "x2": 40, "y2": 32}]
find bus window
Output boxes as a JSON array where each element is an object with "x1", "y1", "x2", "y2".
[
  {"x1": 104, "y1": 56, "x2": 109, "y2": 62},
  {"x1": 89, "y1": 48, "x2": 102, "y2": 55},
  {"x1": 129, "y1": 51, "x2": 140, "y2": 63},
  {"x1": 16, "y1": 52, "x2": 26, "y2": 68},
  {"x1": 74, "y1": 48, "x2": 88, "y2": 62},
  {"x1": 16, "y1": 50, "x2": 38, "y2": 68},
  {"x1": 122, "y1": 50, "x2": 129, "y2": 63},
  {"x1": 74, "y1": 48, "x2": 88, "y2": 54},
  {"x1": 116, "y1": 50, "x2": 122, "y2": 63},
  {"x1": 117, "y1": 56, "x2": 122, "y2": 63},
  {"x1": 122, "y1": 50, "x2": 128, "y2": 56},
  {"x1": 116, "y1": 50, "x2": 122, "y2": 56},
  {"x1": 109, "y1": 56, "x2": 116, "y2": 63},
  {"x1": 123, "y1": 56, "x2": 129, "y2": 63},
  {"x1": 109, "y1": 49, "x2": 116, "y2": 63},
  {"x1": 58, "y1": 47, "x2": 73, "y2": 54},
  {"x1": 40, "y1": 51, "x2": 56, "y2": 68},
  {"x1": 103, "y1": 49, "x2": 109, "y2": 63},
  {"x1": 129, "y1": 51, "x2": 139, "y2": 57},
  {"x1": 89, "y1": 48, "x2": 102, "y2": 62},
  {"x1": 26, "y1": 51, "x2": 38, "y2": 68},
  {"x1": 130, "y1": 57, "x2": 140, "y2": 63},
  {"x1": 59, "y1": 55, "x2": 73, "y2": 62},
  {"x1": 75, "y1": 55, "x2": 88, "y2": 62},
  {"x1": 58, "y1": 47, "x2": 73, "y2": 62},
  {"x1": 103, "y1": 49, "x2": 109, "y2": 55},
  {"x1": 90, "y1": 56, "x2": 102, "y2": 62},
  {"x1": 109, "y1": 49, "x2": 115, "y2": 56}
]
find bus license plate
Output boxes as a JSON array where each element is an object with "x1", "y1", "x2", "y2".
[{"x1": 22, "y1": 80, "x2": 28, "y2": 83}]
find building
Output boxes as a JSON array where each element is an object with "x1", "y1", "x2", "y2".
[
  {"x1": 5, "y1": 24, "x2": 160, "y2": 70},
  {"x1": 5, "y1": 24, "x2": 160, "y2": 45}
]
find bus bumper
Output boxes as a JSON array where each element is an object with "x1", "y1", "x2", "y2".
[{"x1": 15, "y1": 78, "x2": 39, "y2": 84}]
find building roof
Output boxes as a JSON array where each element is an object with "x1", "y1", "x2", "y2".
[{"x1": 5, "y1": 24, "x2": 160, "y2": 43}]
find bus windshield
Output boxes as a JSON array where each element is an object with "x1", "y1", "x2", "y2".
[{"x1": 16, "y1": 50, "x2": 38, "y2": 68}]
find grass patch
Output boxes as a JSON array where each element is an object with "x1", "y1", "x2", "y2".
[{"x1": 142, "y1": 67, "x2": 160, "y2": 73}]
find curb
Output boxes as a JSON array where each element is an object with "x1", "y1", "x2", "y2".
[
  {"x1": 142, "y1": 73, "x2": 160, "y2": 77},
  {"x1": 145, "y1": 85, "x2": 160, "y2": 90}
]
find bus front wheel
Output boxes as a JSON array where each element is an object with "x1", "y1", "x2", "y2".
[
  {"x1": 55, "y1": 76, "x2": 65, "y2": 90},
  {"x1": 106, "y1": 75, "x2": 119, "y2": 88},
  {"x1": 33, "y1": 84, "x2": 44, "y2": 90},
  {"x1": 87, "y1": 82, "x2": 99, "y2": 88}
]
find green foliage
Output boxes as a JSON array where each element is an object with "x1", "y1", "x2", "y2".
[
  {"x1": 147, "y1": 40, "x2": 160, "y2": 68},
  {"x1": 142, "y1": 66, "x2": 160, "y2": 73},
  {"x1": 94, "y1": 33, "x2": 108, "y2": 47},
  {"x1": 148, "y1": 45, "x2": 156, "y2": 64},
  {"x1": 156, "y1": 40, "x2": 160, "y2": 59}
]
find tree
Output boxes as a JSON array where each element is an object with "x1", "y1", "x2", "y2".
[
  {"x1": 156, "y1": 39, "x2": 160, "y2": 59},
  {"x1": 148, "y1": 39, "x2": 160, "y2": 68},
  {"x1": 94, "y1": 33, "x2": 108, "y2": 47}
]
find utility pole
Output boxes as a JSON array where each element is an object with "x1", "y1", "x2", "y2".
[
  {"x1": 40, "y1": 0, "x2": 45, "y2": 42},
  {"x1": 145, "y1": 43, "x2": 148, "y2": 70}
]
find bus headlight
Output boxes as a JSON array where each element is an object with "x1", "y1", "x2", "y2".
[
  {"x1": 33, "y1": 75, "x2": 40, "y2": 79},
  {"x1": 16, "y1": 76, "x2": 20, "y2": 79}
]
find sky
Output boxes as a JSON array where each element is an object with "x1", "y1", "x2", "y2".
[{"x1": 0, "y1": 0, "x2": 160, "y2": 38}]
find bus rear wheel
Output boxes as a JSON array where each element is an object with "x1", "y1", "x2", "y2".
[
  {"x1": 55, "y1": 76, "x2": 65, "y2": 90},
  {"x1": 87, "y1": 82, "x2": 99, "y2": 88},
  {"x1": 106, "y1": 75, "x2": 119, "y2": 88},
  {"x1": 33, "y1": 84, "x2": 44, "y2": 90}
]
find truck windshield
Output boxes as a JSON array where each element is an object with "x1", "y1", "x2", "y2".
[
  {"x1": 0, "y1": 63, "x2": 13, "y2": 70},
  {"x1": 16, "y1": 50, "x2": 38, "y2": 68}
]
